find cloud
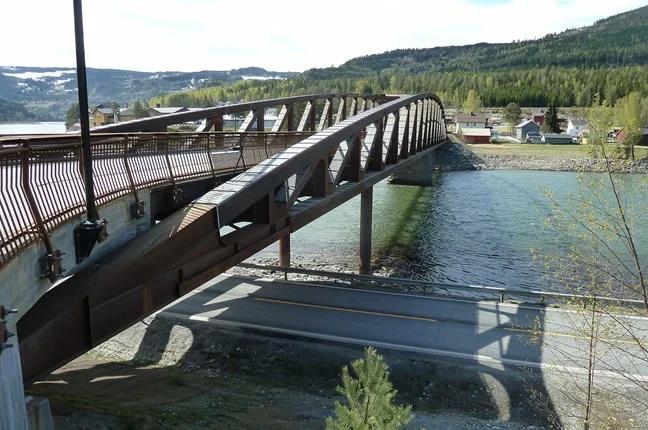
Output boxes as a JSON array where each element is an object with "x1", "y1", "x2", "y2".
[{"x1": 0, "y1": 0, "x2": 644, "y2": 72}]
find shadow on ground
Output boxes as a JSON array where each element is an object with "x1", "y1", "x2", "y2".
[{"x1": 27, "y1": 276, "x2": 559, "y2": 429}]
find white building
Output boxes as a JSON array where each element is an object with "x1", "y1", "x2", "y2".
[
  {"x1": 567, "y1": 119, "x2": 588, "y2": 137},
  {"x1": 454, "y1": 113, "x2": 488, "y2": 133}
]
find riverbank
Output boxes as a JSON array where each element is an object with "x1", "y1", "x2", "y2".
[
  {"x1": 27, "y1": 313, "x2": 555, "y2": 429},
  {"x1": 440, "y1": 138, "x2": 648, "y2": 173}
]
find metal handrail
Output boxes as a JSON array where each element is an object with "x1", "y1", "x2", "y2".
[
  {"x1": 91, "y1": 93, "x2": 393, "y2": 134},
  {"x1": 0, "y1": 131, "x2": 312, "y2": 266},
  {"x1": 237, "y1": 263, "x2": 645, "y2": 308}
]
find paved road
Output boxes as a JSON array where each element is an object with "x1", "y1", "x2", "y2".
[{"x1": 160, "y1": 274, "x2": 648, "y2": 377}]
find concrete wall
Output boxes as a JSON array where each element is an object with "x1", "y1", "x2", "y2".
[
  {"x1": 0, "y1": 191, "x2": 152, "y2": 430},
  {"x1": 390, "y1": 150, "x2": 439, "y2": 186}
]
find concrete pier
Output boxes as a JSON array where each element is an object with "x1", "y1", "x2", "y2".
[
  {"x1": 0, "y1": 192, "x2": 153, "y2": 430},
  {"x1": 0, "y1": 316, "x2": 27, "y2": 430},
  {"x1": 390, "y1": 150, "x2": 438, "y2": 186},
  {"x1": 279, "y1": 234, "x2": 290, "y2": 278},
  {"x1": 359, "y1": 187, "x2": 373, "y2": 275}
]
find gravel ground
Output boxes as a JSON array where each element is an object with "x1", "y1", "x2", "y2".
[
  {"x1": 30, "y1": 315, "x2": 555, "y2": 430},
  {"x1": 440, "y1": 139, "x2": 648, "y2": 173}
]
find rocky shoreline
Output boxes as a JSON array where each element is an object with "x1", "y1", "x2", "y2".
[{"x1": 436, "y1": 141, "x2": 648, "y2": 174}]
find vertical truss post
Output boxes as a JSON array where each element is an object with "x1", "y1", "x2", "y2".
[
  {"x1": 257, "y1": 108, "x2": 265, "y2": 131},
  {"x1": 398, "y1": 106, "x2": 410, "y2": 160},
  {"x1": 425, "y1": 99, "x2": 432, "y2": 147},
  {"x1": 416, "y1": 99, "x2": 427, "y2": 152},
  {"x1": 213, "y1": 114, "x2": 224, "y2": 132},
  {"x1": 309, "y1": 100, "x2": 317, "y2": 131},
  {"x1": 336, "y1": 96, "x2": 347, "y2": 123},
  {"x1": 409, "y1": 102, "x2": 419, "y2": 155},
  {"x1": 349, "y1": 97, "x2": 358, "y2": 117},
  {"x1": 287, "y1": 104, "x2": 295, "y2": 131},
  {"x1": 385, "y1": 111, "x2": 399, "y2": 165}
]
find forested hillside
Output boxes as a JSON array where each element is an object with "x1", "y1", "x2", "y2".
[
  {"x1": 0, "y1": 97, "x2": 35, "y2": 122},
  {"x1": 309, "y1": 5, "x2": 648, "y2": 77},
  {"x1": 152, "y1": 5, "x2": 648, "y2": 109}
]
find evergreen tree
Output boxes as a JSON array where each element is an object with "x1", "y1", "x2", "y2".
[
  {"x1": 132, "y1": 101, "x2": 149, "y2": 118},
  {"x1": 543, "y1": 104, "x2": 560, "y2": 133},
  {"x1": 65, "y1": 102, "x2": 80, "y2": 128},
  {"x1": 326, "y1": 347, "x2": 411, "y2": 430},
  {"x1": 502, "y1": 102, "x2": 522, "y2": 131}
]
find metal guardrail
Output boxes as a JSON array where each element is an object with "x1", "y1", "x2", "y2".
[
  {"x1": 237, "y1": 263, "x2": 645, "y2": 308},
  {"x1": 0, "y1": 131, "x2": 312, "y2": 266}
]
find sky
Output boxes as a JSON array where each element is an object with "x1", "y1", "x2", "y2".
[{"x1": 1, "y1": 0, "x2": 646, "y2": 73}]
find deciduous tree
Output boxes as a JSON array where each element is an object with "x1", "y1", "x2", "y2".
[{"x1": 462, "y1": 89, "x2": 482, "y2": 114}]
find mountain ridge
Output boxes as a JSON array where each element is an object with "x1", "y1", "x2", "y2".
[
  {"x1": 0, "y1": 66, "x2": 297, "y2": 121},
  {"x1": 305, "y1": 4, "x2": 648, "y2": 78}
]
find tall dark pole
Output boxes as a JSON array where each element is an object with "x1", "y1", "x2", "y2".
[{"x1": 73, "y1": 0, "x2": 98, "y2": 221}]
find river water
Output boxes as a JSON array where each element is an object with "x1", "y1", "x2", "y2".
[
  {"x1": 257, "y1": 170, "x2": 648, "y2": 292},
  {"x1": 0, "y1": 122, "x2": 66, "y2": 135}
]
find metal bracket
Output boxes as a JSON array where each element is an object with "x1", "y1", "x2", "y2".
[
  {"x1": 74, "y1": 219, "x2": 109, "y2": 263},
  {"x1": 170, "y1": 188, "x2": 184, "y2": 205},
  {"x1": 130, "y1": 200, "x2": 146, "y2": 219},
  {"x1": 0, "y1": 305, "x2": 17, "y2": 356},
  {"x1": 41, "y1": 249, "x2": 65, "y2": 282}
]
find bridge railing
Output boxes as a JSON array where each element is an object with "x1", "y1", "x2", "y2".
[
  {"x1": 0, "y1": 131, "x2": 311, "y2": 266},
  {"x1": 237, "y1": 263, "x2": 645, "y2": 308}
]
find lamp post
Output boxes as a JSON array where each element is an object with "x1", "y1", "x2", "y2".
[{"x1": 73, "y1": 0, "x2": 107, "y2": 262}]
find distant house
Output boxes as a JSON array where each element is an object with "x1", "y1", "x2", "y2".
[
  {"x1": 543, "y1": 133, "x2": 573, "y2": 144},
  {"x1": 91, "y1": 107, "x2": 117, "y2": 127},
  {"x1": 567, "y1": 119, "x2": 588, "y2": 137},
  {"x1": 118, "y1": 107, "x2": 136, "y2": 123},
  {"x1": 533, "y1": 114, "x2": 545, "y2": 126},
  {"x1": 618, "y1": 128, "x2": 648, "y2": 146},
  {"x1": 514, "y1": 119, "x2": 541, "y2": 141},
  {"x1": 454, "y1": 113, "x2": 488, "y2": 133},
  {"x1": 148, "y1": 106, "x2": 190, "y2": 116},
  {"x1": 460, "y1": 127, "x2": 491, "y2": 144}
]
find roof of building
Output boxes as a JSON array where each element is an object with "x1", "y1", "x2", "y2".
[
  {"x1": 514, "y1": 119, "x2": 539, "y2": 129},
  {"x1": 461, "y1": 128, "x2": 491, "y2": 137},
  {"x1": 569, "y1": 119, "x2": 588, "y2": 127},
  {"x1": 543, "y1": 133, "x2": 573, "y2": 139},
  {"x1": 93, "y1": 107, "x2": 114, "y2": 115},
  {"x1": 455, "y1": 114, "x2": 488, "y2": 123}
]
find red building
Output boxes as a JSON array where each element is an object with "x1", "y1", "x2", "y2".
[
  {"x1": 533, "y1": 114, "x2": 545, "y2": 126},
  {"x1": 461, "y1": 128, "x2": 491, "y2": 143}
]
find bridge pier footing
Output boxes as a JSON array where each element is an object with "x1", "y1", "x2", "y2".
[
  {"x1": 390, "y1": 150, "x2": 438, "y2": 186},
  {"x1": 279, "y1": 234, "x2": 290, "y2": 279},
  {"x1": 0, "y1": 322, "x2": 28, "y2": 430},
  {"x1": 359, "y1": 187, "x2": 373, "y2": 275}
]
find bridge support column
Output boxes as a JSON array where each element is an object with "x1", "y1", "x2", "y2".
[
  {"x1": 0, "y1": 305, "x2": 28, "y2": 430},
  {"x1": 359, "y1": 187, "x2": 373, "y2": 275},
  {"x1": 390, "y1": 150, "x2": 438, "y2": 186},
  {"x1": 279, "y1": 234, "x2": 290, "y2": 279}
]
